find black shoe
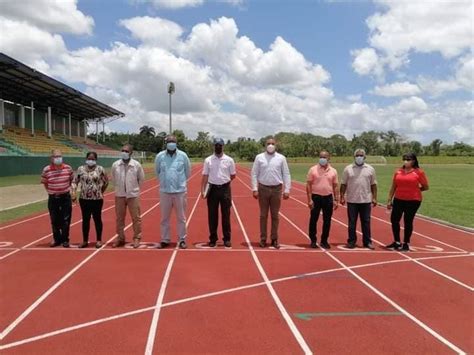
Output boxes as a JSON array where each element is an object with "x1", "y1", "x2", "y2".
[
  {"x1": 310, "y1": 242, "x2": 318, "y2": 249},
  {"x1": 224, "y1": 240, "x2": 232, "y2": 248},
  {"x1": 363, "y1": 243, "x2": 375, "y2": 250},
  {"x1": 346, "y1": 242, "x2": 356, "y2": 249},
  {"x1": 259, "y1": 240, "x2": 266, "y2": 248},
  {"x1": 62, "y1": 242, "x2": 70, "y2": 248},
  {"x1": 78, "y1": 241, "x2": 88, "y2": 248},
  {"x1": 271, "y1": 240, "x2": 280, "y2": 249},
  {"x1": 95, "y1": 241, "x2": 103, "y2": 248},
  {"x1": 400, "y1": 243, "x2": 410, "y2": 252},
  {"x1": 320, "y1": 241, "x2": 331, "y2": 249},
  {"x1": 178, "y1": 241, "x2": 187, "y2": 249},
  {"x1": 50, "y1": 241, "x2": 61, "y2": 248},
  {"x1": 156, "y1": 242, "x2": 170, "y2": 249},
  {"x1": 385, "y1": 241, "x2": 401, "y2": 250},
  {"x1": 208, "y1": 241, "x2": 217, "y2": 248}
]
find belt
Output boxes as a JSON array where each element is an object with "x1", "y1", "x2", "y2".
[
  {"x1": 49, "y1": 192, "x2": 70, "y2": 198},
  {"x1": 210, "y1": 182, "x2": 230, "y2": 188},
  {"x1": 259, "y1": 183, "x2": 282, "y2": 188}
]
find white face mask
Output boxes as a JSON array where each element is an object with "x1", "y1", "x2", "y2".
[
  {"x1": 86, "y1": 159, "x2": 96, "y2": 167},
  {"x1": 53, "y1": 157, "x2": 62, "y2": 165},
  {"x1": 121, "y1": 152, "x2": 130, "y2": 160},
  {"x1": 355, "y1": 156, "x2": 365, "y2": 166},
  {"x1": 266, "y1": 144, "x2": 276, "y2": 154}
]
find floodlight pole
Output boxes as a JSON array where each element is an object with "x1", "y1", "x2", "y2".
[{"x1": 168, "y1": 82, "x2": 175, "y2": 134}]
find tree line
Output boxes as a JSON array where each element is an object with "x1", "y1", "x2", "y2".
[{"x1": 90, "y1": 126, "x2": 474, "y2": 161}]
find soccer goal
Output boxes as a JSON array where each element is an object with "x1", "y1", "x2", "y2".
[{"x1": 365, "y1": 155, "x2": 387, "y2": 165}]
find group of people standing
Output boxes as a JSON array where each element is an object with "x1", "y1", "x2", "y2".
[{"x1": 41, "y1": 137, "x2": 429, "y2": 252}]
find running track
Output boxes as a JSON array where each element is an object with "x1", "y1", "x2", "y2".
[{"x1": 0, "y1": 164, "x2": 473, "y2": 354}]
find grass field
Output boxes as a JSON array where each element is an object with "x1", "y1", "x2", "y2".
[
  {"x1": 1, "y1": 162, "x2": 473, "y2": 228},
  {"x1": 288, "y1": 163, "x2": 474, "y2": 228}
]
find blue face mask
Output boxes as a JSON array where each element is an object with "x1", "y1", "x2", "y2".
[
  {"x1": 53, "y1": 157, "x2": 63, "y2": 165},
  {"x1": 167, "y1": 142, "x2": 177, "y2": 151},
  {"x1": 319, "y1": 158, "x2": 328, "y2": 166},
  {"x1": 121, "y1": 152, "x2": 130, "y2": 160},
  {"x1": 355, "y1": 156, "x2": 365, "y2": 166}
]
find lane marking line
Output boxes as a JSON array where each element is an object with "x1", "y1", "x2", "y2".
[
  {"x1": 144, "y1": 190, "x2": 201, "y2": 355},
  {"x1": 232, "y1": 199, "x2": 313, "y2": 355},
  {"x1": 1, "y1": 253, "x2": 471, "y2": 351}
]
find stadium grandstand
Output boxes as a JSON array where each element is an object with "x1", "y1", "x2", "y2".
[
  {"x1": 0, "y1": 52, "x2": 124, "y2": 157},
  {"x1": 0, "y1": 53, "x2": 124, "y2": 176}
]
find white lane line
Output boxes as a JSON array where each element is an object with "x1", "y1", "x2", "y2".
[
  {"x1": 0, "y1": 183, "x2": 161, "y2": 262},
  {"x1": 232, "y1": 199, "x2": 313, "y2": 355},
  {"x1": 287, "y1": 194, "x2": 473, "y2": 292},
  {"x1": 1, "y1": 252, "x2": 471, "y2": 351},
  {"x1": 277, "y1": 201, "x2": 467, "y2": 354},
  {"x1": 0, "y1": 200, "x2": 162, "y2": 341},
  {"x1": 0, "y1": 177, "x2": 157, "y2": 231},
  {"x1": 144, "y1": 190, "x2": 202, "y2": 355},
  {"x1": 288, "y1": 173, "x2": 473, "y2": 236}
]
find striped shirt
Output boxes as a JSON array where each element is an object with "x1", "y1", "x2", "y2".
[{"x1": 41, "y1": 164, "x2": 74, "y2": 195}]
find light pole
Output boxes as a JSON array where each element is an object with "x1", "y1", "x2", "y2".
[{"x1": 167, "y1": 81, "x2": 175, "y2": 134}]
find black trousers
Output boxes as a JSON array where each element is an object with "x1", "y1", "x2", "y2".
[
  {"x1": 390, "y1": 198, "x2": 421, "y2": 244},
  {"x1": 308, "y1": 194, "x2": 333, "y2": 243},
  {"x1": 79, "y1": 199, "x2": 104, "y2": 242},
  {"x1": 207, "y1": 183, "x2": 232, "y2": 242},
  {"x1": 347, "y1": 203, "x2": 372, "y2": 245},
  {"x1": 48, "y1": 194, "x2": 72, "y2": 244}
]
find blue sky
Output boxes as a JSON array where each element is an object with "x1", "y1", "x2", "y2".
[{"x1": 1, "y1": 0, "x2": 472, "y2": 143}]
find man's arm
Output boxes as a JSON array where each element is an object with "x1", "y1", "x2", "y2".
[
  {"x1": 282, "y1": 157, "x2": 291, "y2": 199},
  {"x1": 251, "y1": 156, "x2": 259, "y2": 199},
  {"x1": 306, "y1": 181, "x2": 313, "y2": 209},
  {"x1": 371, "y1": 184, "x2": 377, "y2": 207}
]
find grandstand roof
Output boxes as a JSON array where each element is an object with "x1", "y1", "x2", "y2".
[{"x1": 0, "y1": 52, "x2": 124, "y2": 122}]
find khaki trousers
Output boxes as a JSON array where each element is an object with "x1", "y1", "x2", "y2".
[
  {"x1": 258, "y1": 183, "x2": 282, "y2": 242},
  {"x1": 115, "y1": 196, "x2": 142, "y2": 242}
]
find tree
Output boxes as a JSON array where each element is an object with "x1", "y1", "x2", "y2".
[
  {"x1": 430, "y1": 139, "x2": 443, "y2": 156},
  {"x1": 196, "y1": 131, "x2": 211, "y2": 158},
  {"x1": 139, "y1": 125, "x2": 155, "y2": 137}
]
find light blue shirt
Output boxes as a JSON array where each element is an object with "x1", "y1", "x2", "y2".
[{"x1": 155, "y1": 149, "x2": 191, "y2": 193}]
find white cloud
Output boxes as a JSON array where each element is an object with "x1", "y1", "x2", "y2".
[
  {"x1": 133, "y1": 0, "x2": 243, "y2": 9},
  {"x1": 0, "y1": 17, "x2": 67, "y2": 71},
  {"x1": 372, "y1": 81, "x2": 421, "y2": 97},
  {"x1": 397, "y1": 97, "x2": 428, "y2": 112},
  {"x1": 0, "y1": 0, "x2": 94, "y2": 35},
  {"x1": 352, "y1": 0, "x2": 472, "y2": 76},
  {"x1": 120, "y1": 16, "x2": 184, "y2": 50}
]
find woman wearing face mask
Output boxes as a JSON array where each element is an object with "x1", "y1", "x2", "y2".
[
  {"x1": 72, "y1": 152, "x2": 109, "y2": 248},
  {"x1": 386, "y1": 153, "x2": 429, "y2": 252}
]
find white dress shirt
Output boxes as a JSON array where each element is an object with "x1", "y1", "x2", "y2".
[
  {"x1": 203, "y1": 154, "x2": 236, "y2": 185},
  {"x1": 111, "y1": 158, "x2": 145, "y2": 198},
  {"x1": 251, "y1": 152, "x2": 291, "y2": 193}
]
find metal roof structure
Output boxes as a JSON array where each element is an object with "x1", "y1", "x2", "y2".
[{"x1": 0, "y1": 52, "x2": 124, "y2": 122}]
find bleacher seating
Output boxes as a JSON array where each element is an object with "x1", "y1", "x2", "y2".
[
  {"x1": 68, "y1": 136, "x2": 119, "y2": 157},
  {"x1": 1, "y1": 126, "x2": 83, "y2": 155}
]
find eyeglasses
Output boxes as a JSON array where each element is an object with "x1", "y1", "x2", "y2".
[
  {"x1": 403, "y1": 158, "x2": 413, "y2": 161},
  {"x1": 355, "y1": 155, "x2": 364, "y2": 157}
]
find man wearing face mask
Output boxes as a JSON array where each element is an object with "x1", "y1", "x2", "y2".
[
  {"x1": 201, "y1": 138, "x2": 236, "y2": 248},
  {"x1": 340, "y1": 149, "x2": 378, "y2": 250},
  {"x1": 111, "y1": 144, "x2": 145, "y2": 248},
  {"x1": 306, "y1": 150, "x2": 339, "y2": 249},
  {"x1": 251, "y1": 137, "x2": 291, "y2": 249},
  {"x1": 41, "y1": 149, "x2": 74, "y2": 248},
  {"x1": 155, "y1": 135, "x2": 191, "y2": 249}
]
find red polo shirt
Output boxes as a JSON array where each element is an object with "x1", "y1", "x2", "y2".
[
  {"x1": 41, "y1": 163, "x2": 74, "y2": 195},
  {"x1": 393, "y1": 168, "x2": 428, "y2": 201}
]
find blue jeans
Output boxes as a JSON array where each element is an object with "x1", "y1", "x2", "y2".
[{"x1": 347, "y1": 203, "x2": 372, "y2": 245}]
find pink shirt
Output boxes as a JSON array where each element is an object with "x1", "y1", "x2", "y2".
[{"x1": 306, "y1": 164, "x2": 338, "y2": 196}]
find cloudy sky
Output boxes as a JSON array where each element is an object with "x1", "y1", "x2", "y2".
[{"x1": 0, "y1": 0, "x2": 472, "y2": 143}]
